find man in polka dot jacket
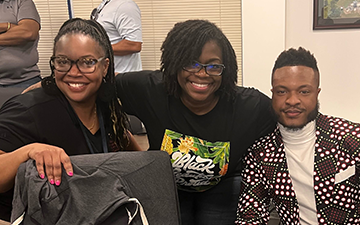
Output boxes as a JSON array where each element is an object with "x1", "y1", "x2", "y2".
[{"x1": 236, "y1": 47, "x2": 360, "y2": 225}]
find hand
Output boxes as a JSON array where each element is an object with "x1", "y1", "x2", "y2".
[
  {"x1": 26, "y1": 143, "x2": 73, "y2": 186},
  {"x1": 21, "y1": 81, "x2": 41, "y2": 94},
  {"x1": 126, "y1": 130, "x2": 145, "y2": 151}
]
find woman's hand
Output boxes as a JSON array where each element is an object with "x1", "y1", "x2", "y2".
[
  {"x1": 27, "y1": 143, "x2": 73, "y2": 186},
  {"x1": 126, "y1": 130, "x2": 146, "y2": 151},
  {"x1": 0, "y1": 143, "x2": 73, "y2": 193}
]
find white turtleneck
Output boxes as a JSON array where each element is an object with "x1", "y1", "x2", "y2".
[{"x1": 279, "y1": 121, "x2": 318, "y2": 224}]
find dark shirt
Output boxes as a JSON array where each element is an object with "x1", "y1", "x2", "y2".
[
  {"x1": 0, "y1": 88, "x2": 105, "y2": 221},
  {"x1": 116, "y1": 70, "x2": 276, "y2": 177}
]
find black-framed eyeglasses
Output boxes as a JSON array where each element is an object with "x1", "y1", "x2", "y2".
[
  {"x1": 183, "y1": 61, "x2": 225, "y2": 76},
  {"x1": 50, "y1": 56, "x2": 105, "y2": 74}
]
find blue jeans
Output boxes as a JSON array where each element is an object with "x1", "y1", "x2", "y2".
[
  {"x1": 0, "y1": 76, "x2": 42, "y2": 88},
  {"x1": 178, "y1": 175, "x2": 241, "y2": 225}
]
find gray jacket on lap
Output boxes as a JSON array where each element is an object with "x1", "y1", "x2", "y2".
[{"x1": 11, "y1": 151, "x2": 180, "y2": 225}]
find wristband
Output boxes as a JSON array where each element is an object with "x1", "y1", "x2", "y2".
[{"x1": 7, "y1": 22, "x2": 10, "y2": 31}]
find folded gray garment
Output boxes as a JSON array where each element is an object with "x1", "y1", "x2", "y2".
[{"x1": 11, "y1": 151, "x2": 180, "y2": 225}]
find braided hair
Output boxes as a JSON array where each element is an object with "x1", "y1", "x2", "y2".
[
  {"x1": 49, "y1": 18, "x2": 129, "y2": 150},
  {"x1": 160, "y1": 19, "x2": 238, "y2": 100}
]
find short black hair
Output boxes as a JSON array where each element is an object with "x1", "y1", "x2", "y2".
[
  {"x1": 160, "y1": 19, "x2": 238, "y2": 99},
  {"x1": 272, "y1": 47, "x2": 320, "y2": 86}
]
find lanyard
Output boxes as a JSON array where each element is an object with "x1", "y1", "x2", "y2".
[{"x1": 91, "y1": 0, "x2": 111, "y2": 20}]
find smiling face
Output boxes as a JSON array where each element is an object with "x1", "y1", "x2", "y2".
[
  {"x1": 177, "y1": 40, "x2": 222, "y2": 110},
  {"x1": 53, "y1": 33, "x2": 109, "y2": 107},
  {"x1": 271, "y1": 65, "x2": 321, "y2": 130}
]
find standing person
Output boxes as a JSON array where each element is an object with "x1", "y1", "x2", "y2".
[
  {"x1": 236, "y1": 47, "x2": 360, "y2": 224},
  {"x1": 0, "y1": 0, "x2": 41, "y2": 89},
  {"x1": 91, "y1": 0, "x2": 142, "y2": 73},
  {"x1": 116, "y1": 19, "x2": 276, "y2": 225},
  {"x1": 91, "y1": 0, "x2": 144, "y2": 134},
  {"x1": 0, "y1": 18, "x2": 141, "y2": 222}
]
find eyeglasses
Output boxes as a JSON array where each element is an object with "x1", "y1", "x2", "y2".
[
  {"x1": 50, "y1": 56, "x2": 105, "y2": 74},
  {"x1": 183, "y1": 61, "x2": 225, "y2": 76}
]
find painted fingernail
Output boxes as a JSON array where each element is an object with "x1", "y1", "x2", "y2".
[
  {"x1": 50, "y1": 179, "x2": 55, "y2": 185},
  {"x1": 68, "y1": 171, "x2": 73, "y2": 176},
  {"x1": 40, "y1": 174, "x2": 45, "y2": 179},
  {"x1": 55, "y1": 180, "x2": 60, "y2": 186}
]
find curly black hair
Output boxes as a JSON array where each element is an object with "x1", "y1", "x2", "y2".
[
  {"x1": 47, "y1": 18, "x2": 129, "y2": 150},
  {"x1": 160, "y1": 19, "x2": 238, "y2": 100},
  {"x1": 272, "y1": 47, "x2": 320, "y2": 86}
]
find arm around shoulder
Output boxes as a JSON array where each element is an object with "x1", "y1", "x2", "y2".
[
  {"x1": 256, "y1": 92, "x2": 276, "y2": 137},
  {"x1": 125, "y1": 131, "x2": 146, "y2": 151},
  {"x1": 21, "y1": 80, "x2": 42, "y2": 94}
]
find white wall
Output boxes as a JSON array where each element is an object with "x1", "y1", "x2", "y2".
[
  {"x1": 286, "y1": 0, "x2": 360, "y2": 122},
  {"x1": 242, "y1": 1, "x2": 285, "y2": 95},
  {"x1": 243, "y1": 0, "x2": 360, "y2": 122}
]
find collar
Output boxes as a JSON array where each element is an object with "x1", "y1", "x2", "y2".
[{"x1": 279, "y1": 120, "x2": 316, "y2": 146}]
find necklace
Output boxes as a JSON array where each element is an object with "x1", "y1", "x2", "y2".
[{"x1": 87, "y1": 105, "x2": 97, "y2": 131}]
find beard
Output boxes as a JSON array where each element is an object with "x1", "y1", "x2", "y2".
[{"x1": 271, "y1": 101, "x2": 319, "y2": 131}]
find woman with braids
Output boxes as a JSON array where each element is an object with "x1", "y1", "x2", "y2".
[
  {"x1": 116, "y1": 19, "x2": 276, "y2": 224},
  {"x1": 0, "y1": 18, "x2": 141, "y2": 221}
]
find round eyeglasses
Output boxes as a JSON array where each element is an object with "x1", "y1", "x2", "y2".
[
  {"x1": 183, "y1": 61, "x2": 225, "y2": 76},
  {"x1": 50, "y1": 56, "x2": 105, "y2": 74}
]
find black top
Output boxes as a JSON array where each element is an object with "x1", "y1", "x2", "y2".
[
  {"x1": 0, "y1": 88, "x2": 106, "y2": 221},
  {"x1": 116, "y1": 70, "x2": 276, "y2": 181}
]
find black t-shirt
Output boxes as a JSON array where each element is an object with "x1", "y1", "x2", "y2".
[
  {"x1": 0, "y1": 89, "x2": 98, "y2": 154},
  {"x1": 0, "y1": 88, "x2": 104, "y2": 221},
  {"x1": 116, "y1": 70, "x2": 276, "y2": 190}
]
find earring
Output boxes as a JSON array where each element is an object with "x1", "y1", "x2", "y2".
[{"x1": 41, "y1": 73, "x2": 61, "y2": 95}]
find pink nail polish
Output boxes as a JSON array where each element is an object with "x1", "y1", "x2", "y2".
[
  {"x1": 55, "y1": 180, "x2": 60, "y2": 186},
  {"x1": 50, "y1": 179, "x2": 55, "y2": 184},
  {"x1": 68, "y1": 171, "x2": 73, "y2": 176},
  {"x1": 40, "y1": 174, "x2": 45, "y2": 179}
]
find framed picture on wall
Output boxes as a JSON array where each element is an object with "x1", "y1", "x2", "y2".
[{"x1": 313, "y1": 0, "x2": 360, "y2": 29}]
